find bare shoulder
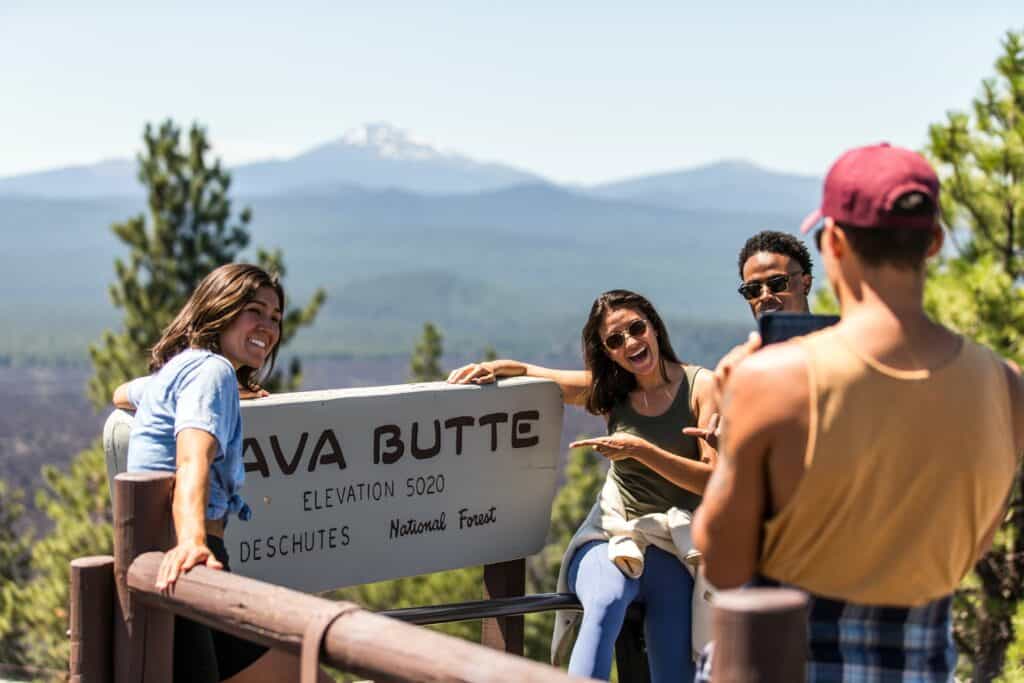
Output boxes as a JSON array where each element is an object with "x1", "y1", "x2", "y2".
[
  {"x1": 731, "y1": 340, "x2": 808, "y2": 386},
  {"x1": 691, "y1": 364, "x2": 714, "y2": 392},
  {"x1": 686, "y1": 363, "x2": 716, "y2": 414},
  {"x1": 726, "y1": 341, "x2": 810, "y2": 423}
]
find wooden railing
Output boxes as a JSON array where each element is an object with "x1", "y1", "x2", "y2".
[{"x1": 69, "y1": 471, "x2": 808, "y2": 682}]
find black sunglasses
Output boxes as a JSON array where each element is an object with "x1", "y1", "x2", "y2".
[
  {"x1": 737, "y1": 272, "x2": 802, "y2": 301},
  {"x1": 604, "y1": 319, "x2": 648, "y2": 350}
]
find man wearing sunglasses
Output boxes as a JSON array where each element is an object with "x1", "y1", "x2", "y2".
[
  {"x1": 693, "y1": 143, "x2": 1022, "y2": 682},
  {"x1": 736, "y1": 231, "x2": 813, "y2": 319}
]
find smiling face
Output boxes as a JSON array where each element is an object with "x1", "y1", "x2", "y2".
[
  {"x1": 740, "y1": 251, "x2": 812, "y2": 319},
  {"x1": 218, "y1": 286, "x2": 282, "y2": 371},
  {"x1": 599, "y1": 307, "x2": 661, "y2": 378}
]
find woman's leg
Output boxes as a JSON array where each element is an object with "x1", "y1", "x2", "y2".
[
  {"x1": 567, "y1": 540, "x2": 640, "y2": 680},
  {"x1": 199, "y1": 534, "x2": 332, "y2": 683},
  {"x1": 637, "y1": 546, "x2": 694, "y2": 683},
  {"x1": 173, "y1": 615, "x2": 219, "y2": 683}
]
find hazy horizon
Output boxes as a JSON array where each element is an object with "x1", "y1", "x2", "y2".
[{"x1": 2, "y1": 2, "x2": 1020, "y2": 184}]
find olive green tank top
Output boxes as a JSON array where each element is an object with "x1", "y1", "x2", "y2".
[{"x1": 607, "y1": 365, "x2": 704, "y2": 518}]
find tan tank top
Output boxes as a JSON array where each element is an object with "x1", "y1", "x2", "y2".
[{"x1": 760, "y1": 327, "x2": 1017, "y2": 606}]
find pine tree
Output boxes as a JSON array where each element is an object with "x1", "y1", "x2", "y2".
[
  {"x1": 88, "y1": 120, "x2": 325, "y2": 405},
  {"x1": 410, "y1": 322, "x2": 445, "y2": 381},
  {"x1": 10, "y1": 119, "x2": 325, "y2": 671},
  {"x1": 926, "y1": 29, "x2": 1024, "y2": 682},
  {"x1": 0, "y1": 483, "x2": 34, "y2": 666}
]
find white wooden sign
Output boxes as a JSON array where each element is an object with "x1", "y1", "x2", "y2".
[{"x1": 227, "y1": 377, "x2": 564, "y2": 593}]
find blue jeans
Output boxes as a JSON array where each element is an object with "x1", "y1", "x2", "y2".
[{"x1": 567, "y1": 540, "x2": 694, "y2": 682}]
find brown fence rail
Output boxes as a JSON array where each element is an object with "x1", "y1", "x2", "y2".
[
  {"x1": 126, "y1": 552, "x2": 584, "y2": 682},
  {"x1": 69, "y1": 471, "x2": 808, "y2": 682}
]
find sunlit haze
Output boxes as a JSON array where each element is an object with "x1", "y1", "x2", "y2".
[{"x1": 1, "y1": 1, "x2": 1020, "y2": 183}]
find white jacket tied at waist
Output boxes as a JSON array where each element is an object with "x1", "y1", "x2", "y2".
[{"x1": 550, "y1": 474, "x2": 715, "y2": 665}]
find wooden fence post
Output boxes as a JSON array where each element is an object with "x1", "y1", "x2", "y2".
[
  {"x1": 481, "y1": 559, "x2": 526, "y2": 655},
  {"x1": 711, "y1": 588, "x2": 807, "y2": 683},
  {"x1": 69, "y1": 556, "x2": 115, "y2": 683},
  {"x1": 113, "y1": 472, "x2": 176, "y2": 683}
]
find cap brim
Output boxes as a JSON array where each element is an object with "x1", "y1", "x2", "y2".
[{"x1": 799, "y1": 208, "x2": 823, "y2": 234}]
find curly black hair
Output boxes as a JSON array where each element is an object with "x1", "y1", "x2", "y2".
[{"x1": 737, "y1": 230, "x2": 813, "y2": 279}]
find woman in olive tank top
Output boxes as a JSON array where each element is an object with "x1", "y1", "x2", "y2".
[{"x1": 448, "y1": 290, "x2": 719, "y2": 683}]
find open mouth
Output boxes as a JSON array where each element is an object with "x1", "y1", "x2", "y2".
[
  {"x1": 247, "y1": 336, "x2": 268, "y2": 350},
  {"x1": 759, "y1": 302, "x2": 783, "y2": 314},
  {"x1": 627, "y1": 348, "x2": 651, "y2": 365}
]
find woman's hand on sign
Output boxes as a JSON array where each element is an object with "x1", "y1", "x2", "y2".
[
  {"x1": 570, "y1": 432, "x2": 653, "y2": 462},
  {"x1": 683, "y1": 413, "x2": 721, "y2": 453},
  {"x1": 155, "y1": 540, "x2": 224, "y2": 592},
  {"x1": 239, "y1": 384, "x2": 270, "y2": 400},
  {"x1": 447, "y1": 362, "x2": 498, "y2": 385}
]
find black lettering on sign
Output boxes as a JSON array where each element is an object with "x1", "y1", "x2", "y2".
[
  {"x1": 511, "y1": 410, "x2": 540, "y2": 448},
  {"x1": 245, "y1": 429, "x2": 345, "y2": 477},
  {"x1": 236, "y1": 526, "x2": 353, "y2": 563},
  {"x1": 374, "y1": 425, "x2": 404, "y2": 464},
  {"x1": 412, "y1": 420, "x2": 441, "y2": 460},
  {"x1": 271, "y1": 432, "x2": 308, "y2": 475},
  {"x1": 310, "y1": 428, "x2": 347, "y2": 471},
  {"x1": 458, "y1": 506, "x2": 498, "y2": 529},
  {"x1": 443, "y1": 416, "x2": 475, "y2": 455},
  {"x1": 389, "y1": 512, "x2": 447, "y2": 539},
  {"x1": 242, "y1": 438, "x2": 270, "y2": 477},
  {"x1": 477, "y1": 412, "x2": 509, "y2": 452}
]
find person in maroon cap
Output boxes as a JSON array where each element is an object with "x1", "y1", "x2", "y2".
[{"x1": 692, "y1": 143, "x2": 1024, "y2": 681}]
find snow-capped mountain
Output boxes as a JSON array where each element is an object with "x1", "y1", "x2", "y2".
[{"x1": 0, "y1": 122, "x2": 546, "y2": 198}]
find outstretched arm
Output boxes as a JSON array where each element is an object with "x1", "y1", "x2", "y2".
[
  {"x1": 570, "y1": 432, "x2": 714, "y2": 495},
  {"x1": 448, "y1": 360, "x2": 590, "y2": 406},
  {"x1": 682, "y1": 368, "x2": 721, "y2": 465},
  {"x1": 155, "y1": 428, "x2": 225, "y2": 590}
]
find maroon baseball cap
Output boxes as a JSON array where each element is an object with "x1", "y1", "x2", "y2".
[{"x1": 799, "y1": 143, "x2": 939, "y2": 234}]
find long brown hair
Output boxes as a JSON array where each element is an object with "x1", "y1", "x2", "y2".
[
  {"x1": 581, "y1": 289, "x2": 682, "y2": 416},
  {"x1": 150, "y1": 263, "x2": 285, "y2": 390}
]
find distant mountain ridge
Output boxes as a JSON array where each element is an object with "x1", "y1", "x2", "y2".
[
  {"x1": 0, "y1": 122, "x2": 545, "y2": 198},
  {"x1": 0, "y1": 158, "x2": 138, "y2": 198},
  {"x1": 590, "y1": 159, "x2": 821, "y2": 215},
  {"x1": 231, "y1": 122, "x2": 546, "y2": 195},
  {"x1": 0, "y1": 125, "x2": 822, "y2": 362},
  {"x1": 0, "y1": 122, "x2": 821, "y2": 211}
]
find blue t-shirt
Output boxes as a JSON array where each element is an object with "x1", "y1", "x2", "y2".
[{"x1": 126, "y1": 348, "x2": 251, "y2": 522}]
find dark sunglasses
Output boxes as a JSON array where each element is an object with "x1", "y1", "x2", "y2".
[
  {"x1": 737, "y1": 272, "x2": 802, "y2": 301},
  {"x1": 604, "y1": 319, "x2": 648, "y2": 350}
]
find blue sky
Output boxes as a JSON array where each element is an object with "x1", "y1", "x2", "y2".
[{"x1": 1, "y1": 1, "x2": 1020, "y2": 184}]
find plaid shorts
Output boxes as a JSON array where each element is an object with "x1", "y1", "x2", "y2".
[{"x1": 694, "y1": 585, "x2": 955, "y2": 683}]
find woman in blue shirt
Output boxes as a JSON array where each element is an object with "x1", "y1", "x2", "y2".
[{"x1": 114, "y1": 263, "x2": 329, "y2": 683}]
